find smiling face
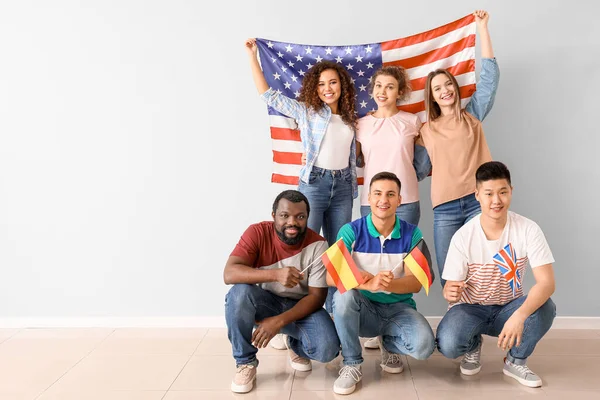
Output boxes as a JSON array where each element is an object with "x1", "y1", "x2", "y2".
[
  {"x1": 272, "y1": 198, "x2": 308, "y2": 246},
  {"x1": 372, "y1": 74, "x2": 401, "y2": 109},
  {"x1": 431, "y1": 72, "x2": 457, "y2": 107},
  {"x1": 368, "y1": 179, "x2": 402, "y2": 220},
  {"x1": 475, "y1": 178, "x2": 513, "y2": 222},
  {"x1": 317, "y1": 69, "x2": 342, "y2": 109}
]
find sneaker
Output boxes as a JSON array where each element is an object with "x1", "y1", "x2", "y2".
[
  {"x1": 503, "y1": 358, "x2": 543, "y2": 387},
  {"x1": 364, "y1": 337, "x2": 380, "y2": 349},
  {"x1": 333, "y1": 364, "x2": 363, "y2": 395},
  {"x1": 231, "y1": 364, "x2": 256, "y2": 393},
  {"x1": 379, "y1": 337, "x2": 403, "y2": 373},
  {"x1": 288, "y1": 346, "x2": 312, "y2": 371},
  {"x1": 269, "y1": 333, "x2": 288, "y2": 350},
  {"x1": 460, "y1": 337, "x2": 482, "y2": 376}
]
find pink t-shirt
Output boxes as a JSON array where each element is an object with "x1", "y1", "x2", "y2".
[{"x1": 357, "y1": 111, "x2": 422, "y2": 206}]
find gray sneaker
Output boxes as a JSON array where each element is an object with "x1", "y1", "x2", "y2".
[
  {"x1": 460, "y1": 337, "x2": 482, "y2": 376},
  {"x1": 503, "y1": 358, "x2": 542, "y2": 387},
  {"x1": 379, "y1": 337, "x2": 403, "y2": 373},
  {"x1": 333, "y1": 364, "x2": 363, "y2": 395}
]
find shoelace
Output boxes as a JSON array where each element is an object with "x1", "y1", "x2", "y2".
[
  {"x1": 464, "y1": 347, "x2": 481, "y2": 364},
  {"x1": 237, "y1": 364, "x2": 255, "y2": 378},
  {"x1": 509, "y1": 362, "x2": 535, "y2": 376},
  {"x1": 382, "y1": 352, "x2": 402, "y2": 366},
  {"x1": 339, "y1": 365, "x2": 362, "y2": 382}
]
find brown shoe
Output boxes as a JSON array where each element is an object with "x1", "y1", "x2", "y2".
[{"x1": 231, "y1": 364, "x2": 256, "y2": 393}]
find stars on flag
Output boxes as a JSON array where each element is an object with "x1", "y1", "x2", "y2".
[{"x1": 257, "y1": 39, "x2": 383, "y2": 117}]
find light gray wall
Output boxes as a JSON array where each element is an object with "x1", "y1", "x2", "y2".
[{"x1": 0, "y1": 0, "x2": 598, "y2": 319}]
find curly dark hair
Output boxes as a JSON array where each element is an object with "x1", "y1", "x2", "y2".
[{"x1": 297, "y1": 61, "x2": 357, "y2": 129}]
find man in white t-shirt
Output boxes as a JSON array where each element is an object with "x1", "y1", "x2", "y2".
[{"x1": 436, "y1": 161, "x2": 556, "y2": 388}]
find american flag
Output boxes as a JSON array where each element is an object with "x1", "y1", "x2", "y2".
[
  {"x1": 256, "y1": 14, "x2": 477, "y2": 185},
  {"x1": 493, "y1": 243, "x2": 523, "y2": 297}
]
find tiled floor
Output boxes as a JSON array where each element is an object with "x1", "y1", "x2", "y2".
[{"x1": 1, "y1": 328, "x2": 599, "y2": 399}]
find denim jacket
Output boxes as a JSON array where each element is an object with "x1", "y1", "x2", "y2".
[{"x1": 261, "y1": 88, "x2": 358, "y2": 199}]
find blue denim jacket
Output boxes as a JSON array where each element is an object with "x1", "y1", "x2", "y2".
[
  {"x1": 465, "y1": 57, "x2": 500, "y2": 121},
  {"x1": 261, "y1": 88, "x2": 358, "y2": 199},
  {"x1": 415, "y1": 58, "x2": 500, "y2": 178}
]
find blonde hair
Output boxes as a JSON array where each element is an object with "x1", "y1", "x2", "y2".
[{"x1": 424, "y1": 69, "x2": 462, "y2": 124}]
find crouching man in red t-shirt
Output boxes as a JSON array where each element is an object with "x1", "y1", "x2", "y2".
[{"x1": 224, "y1": 190, "x2": 340, "y2": 394}]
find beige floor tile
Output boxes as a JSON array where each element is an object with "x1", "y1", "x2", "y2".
[
  {"x1": 416, "y1": 389, "x2": 547, "y2": 399},
  {"x1": 195, "y1": 328, "x2": 290, "y2": 356},
  {"x1": 0, "y1": 328, "x2": 112, "y2": 359},
  {"x1": 38, "y1": 390, "x2": 166, "y2": 400},
  {"x1": 542, "y1": 389, "x2": 600, "y2": 399},
  {"x1": 92, "y1": 328, "x2": 207, "y2": 355},
  {"x1": 170, "y1": 355, "x2": 293, "y2": 393},
  {"x1": 526, "y1": 356, "x2": 600, "y2": 390},
  {"x1": 292, "y1": 354, "x2": 416, "y2": 394},
  {"x1": 42, "y1": 354, "x2": 189, "y2": 392},
  {"x1": 408, "y1": 355, "x2": 536, "y2": 391},
  {"x1": 0, "y1": 353, "x2": 84, "y2": 400},
  {"x1": 0, "y1": 329, "x2": 20, "y2": 344},
  {"x1": 291, "y1": 389, "x2": 418, "y2": 399},
  {"x1": 164, "y1": 390, "x2": 285, "y2": 400}
]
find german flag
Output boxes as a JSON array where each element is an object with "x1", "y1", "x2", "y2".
[
  {"x1": 404, "y1": 238, "x2": 435, "y2": 295},
  {"x1": 322, "y1": 239, "x2": 366, "y2": 294}
]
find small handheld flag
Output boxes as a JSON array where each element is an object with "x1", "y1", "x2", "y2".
[
  {"x1": 493, "y1": 243, "x2": 521, "y2": 297},
  {"x1": 322, "y1": 238, "x2": 366, "y2": 294},
  {"x1": 402, "y1": 238, "x2": 435, "y2": 295}
]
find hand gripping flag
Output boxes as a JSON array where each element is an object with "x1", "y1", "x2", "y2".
[
  {"x1": 322, "y1": 238, "x2": 366, "y2": 294},
  {"x1": 256, "y1": 14, "x2": 477, "y2": 184},
  {"x1": 403, "y1": 238, "x2": 435, "y2": 295},
  {"x1": 493, "y1": 243, "x2": 522, "y2": 297}
]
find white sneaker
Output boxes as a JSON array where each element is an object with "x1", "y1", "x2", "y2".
[
  {"x1": 364, "y1": 337, "x2": 380, "y2": 349},
  {"x1": 269, "y1": 333, "x2": 288, "y2": 350},
  {"x1": 333, "y1": 364, "x2": 363, "y2": 395}
]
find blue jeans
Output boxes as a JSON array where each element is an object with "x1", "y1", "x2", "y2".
[
  {"x1": 225, "y1": 284, "x2": 340, "y2": 367},
  {"x1": 433, "y1": 193, "x2": 481, "y2": 286},
  {"x1": 360, "y1": 201, "x2": 421, "y2": 226},
  {"x1": 299, "y1": 166, "x2": 353, "y2": 313},
  {"x1": 332, "y1": 290, "x2": 435, "y2": 366},
  {"x1": 436, "y1": 296, "x2": 556, "y2": 363}
]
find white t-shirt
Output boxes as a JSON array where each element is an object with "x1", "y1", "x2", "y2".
[
  {"x1": 314, "y1": 114, "x2": 353, "y2": 170},
  {"x1": 442, "y1": 211, "x2": 555, "y2": 306}
]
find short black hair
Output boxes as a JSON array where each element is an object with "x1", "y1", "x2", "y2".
[
  {"x1": 476, "y1": 161, "x2": 512, "y2": 186},
  {"x1": 272, "y1": 190, "x2": 310, "y2": 216},
  {"x1": 369, "y1": 171, "x2": 402, "y2": 193}
]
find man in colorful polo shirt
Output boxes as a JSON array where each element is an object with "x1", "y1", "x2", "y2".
[
  {"x1": 436, "y1": 161, "x2": 556, "y2": 388},
  {"x1": 328, "y1": 172, "x2": 436, "y2": 395},
  {"x1": 224, "y1": 190, "x2": 340, "y2": 394}
]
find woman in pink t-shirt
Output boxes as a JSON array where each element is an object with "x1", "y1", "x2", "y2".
[{"x1": 356, "y1": 66, "x2": 431, "y2": 226}]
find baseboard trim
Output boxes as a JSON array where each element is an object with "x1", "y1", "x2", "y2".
[{"x1": 1, "y1": 316, "x2": 599, "y2": 329}]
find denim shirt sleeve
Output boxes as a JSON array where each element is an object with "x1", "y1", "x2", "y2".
[
  {"x1": 413, "y1": 144, "x2": 432, "y2": 182},
  {"x1": 465, "y1": 58, "x2": 500, "y2": 122},
  {"x1": 260, "y1": 87, "x2": 307, "y2": 124}
]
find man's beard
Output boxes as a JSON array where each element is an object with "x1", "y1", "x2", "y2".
[{"x1": 276, "y1": 225, "x2": 306, "y2": 245}]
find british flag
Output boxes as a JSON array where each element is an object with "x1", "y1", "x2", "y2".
[{"x1": 493, "y1": 243, "x2": 522, "y2": 297}]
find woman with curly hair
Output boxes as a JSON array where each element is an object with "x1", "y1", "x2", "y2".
[
  {"x1": 245, "y1": 38, "x2": 358, "y2": 249},
  {"x1": 356, "y1": 65, "x2": 431, "y2": 226},
  {"x1": 417, "y1": 10, "x2": 499, "y2": 285}
]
